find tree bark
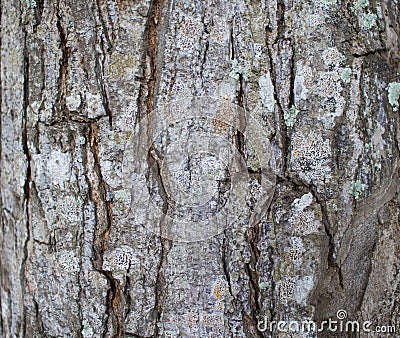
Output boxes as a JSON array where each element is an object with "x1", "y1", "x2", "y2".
[{"x1": 1, "y1": 0, "x2": 399, "y2": 337}]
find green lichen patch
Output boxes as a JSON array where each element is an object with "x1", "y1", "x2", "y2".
[
  {"x1": 362, "y1": 12, "x2": 377, "y2": 29},
  {"x1": 259, "y1": 281, "x2": 271, "y2": 291},
  {"x1": 351, "y1": 0, "x2": 369, "y2": 12},
  {"x1": 26, "y1": 0, "x2": 36, "y2": 8},
  {"x1": 388, "y1": 82, "x2": 400, "y2": 111},
  {"x1": 284, "y1": 105, "x2": 299, "y2": 127},
  {"x1": 81, "y1": 320, "x2": 94, "y2": 338},
  {"x1": 341, "y1": 68, "x2": 352, "y2": 84},
  {"x1": 349, "y1": 180, "x2": 365, "y2": 200},
  {"x1": 229, "y1": 58, "x2": 247, "y2": 81},
  {"x1": 319, "y1": 0, "x2": 336, "y2": 6}
]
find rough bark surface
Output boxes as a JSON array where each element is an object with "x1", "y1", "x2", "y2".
[{"x1": 1, "y1": 0, "x2": 399, "y2": 337}]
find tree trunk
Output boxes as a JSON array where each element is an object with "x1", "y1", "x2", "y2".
[{"x1": 1, "y1": 0, "x2": 399, "y2": 337}]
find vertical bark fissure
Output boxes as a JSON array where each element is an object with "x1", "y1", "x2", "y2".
[
  {"x1": 265, "y1": 244, "x2": 276, "y2": 325},
  {"x1": 87, "y1": 124, "x2": 124, "y2": 337},
  {"x1": 95, "y1": 37, "x2": 113, "y2": 127},
  {"x1": 20, "y1": 10, "x2": 33, "y2": 333},
  {"x1": 153, "y1": 235, "x2": 172, "y2": 336},
  {"x1": 265, "y1": 0, "x2": 289, "y2": 178},
  {"x1": 221, "y1": 235, "x2": 234, "y2": 299},
  {"x1": 147, "y1": 152, "x2": 173, "y2": 334},
  {"x1": 310, "y1": 187, "x2": 344, "y2": 289},
  {"x1": 244, "y1": 223, "x2": 264, "y2": 338},
  {"x1": 288, "y1": 43, "x2": 295, "y2": 114},
  {"x1": 199, "y1": 7, "x2": 209, "y2": 91},
  {"x1": 136, "y1": 0, "x2": 173, "y2": 334},
  {"x1": 230, "y1": 22, "x2": 265, "y2": 337},
  {"x1": 33, "y1": 297, "x2": 45, "y2": 335},
  {"x1": 123, "y1": 273, "x2": 132, "y2": 321},
  {"x1": 95, "y1": 0, "x2": 114, "y2": 127},
  {"x1": 95, "y1": 0, "x2": 115, "y2": 52},
  {"x1": 55, "y1": 1, "x2": 71, "y2": 123},
  {"x1": 229, "y1": 19, "x2": 265, "y2": 336},
  {"x1": 33, "y1": 0, "x2": 44, "y2": 29},
  {"x1": 146, "y1": 0, "x2": 163, "y2": 115},
  {"x1": 356, "y1": 239, "x2": 378, "y2": 312}
]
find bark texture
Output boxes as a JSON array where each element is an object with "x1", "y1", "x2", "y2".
[{"x1": 1, "y1": 0, "x2": 400, "y2": 337}]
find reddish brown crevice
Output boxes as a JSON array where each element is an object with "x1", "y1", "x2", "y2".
[
  {"x1": 87, "y1": 124, "x2": 124, "y2": 337},
  {"x1": 54, "y1": 1, "x2": 72, "y2": 122},
  {"x1": 138, "y1": 0, "x2": 169, "y2": 334},
  {"x1": 146, "y1": 0, "x2": 161, "y2": 114},
  {"x1": 137, "y1": 0, "x2": 164, "y2": 120}
]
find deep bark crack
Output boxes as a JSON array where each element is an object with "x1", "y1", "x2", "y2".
[
  {"x1": 87, "y1": 124, "x2": 124, "y2": 337},
  {"x1": 21, "y1": 22, "x2": 32, "y2": 338}
]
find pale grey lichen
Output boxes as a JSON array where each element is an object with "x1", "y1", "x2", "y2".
[
  {"x1": 290, "y1": 210, "x2": 318, "y2": 235},
  {"x1": 292, "y1": 193, "x2": 313, "y2": 212},
  {"x1": 294, "y1": 276, "x2": 314, "y2": 305},
  {"x1": 349, "y1": 180, "x2": 365, "y2": 200},
  {"x1": 103, "y1": 246, "x2": 138, "y2": 271},
  {"x1": 229, "y1": 58, "x2": 247, "y2": 81},
  {"x1": 376, "y1": 6, "x2": 382, "y2": 18},
  {"x1": 388, "y1": 82, "x2": 400, "y2": 111},
  {"x1": 288, "y1": 241, "x2": 303, "y2": 263},
  {"x1": 280, "y1": 277, "x2": 296, "y2": 304},
  {"x1": 284, "y1": 105, "x2": 299, "y2": 127},
  {"x1": 322, "y1": 48, "x2": 345, "y2": 67},
  {"x1": 108, "y1": 130, "x2": 115, "y2": 140},
  {"x1": 36, "y1": 150, "x2": 72, "y2": 189},
  {"x1": 58, "y1": 250, "x2": 80, "y2": 273},
  {"x1": 288, "y1": 248, "x2": 303, "y2": 264},
  {"x1": 65, "y1": 91, "x2": 82, "y2": 111},
  {"x1": 58, "y1": 196, "x2": 82, "y2": 223},
  {"x1": 253, "y1": 43, "x2": 263, "y2": 59},
  {"x1": 290, "y1": 131, "x2": 332, "y2": 184},
  {"x1": 258, "y1": 73, "x2": 276, "y2": 112}
]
